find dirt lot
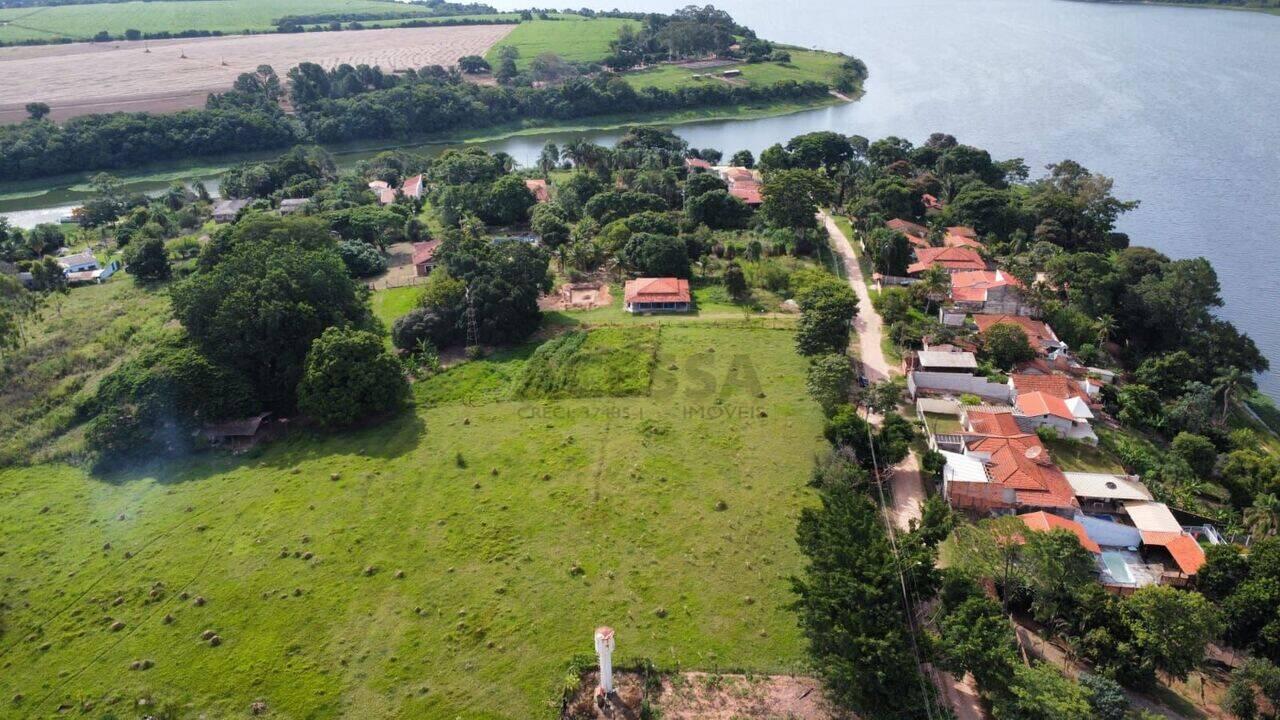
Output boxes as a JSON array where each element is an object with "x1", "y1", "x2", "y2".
[
  {"x1": 564, "y1": 671, "x2": 837, "y2": 720},
  {"x1": 0, "y1": 24, "x2": 514, "y2": 123}
]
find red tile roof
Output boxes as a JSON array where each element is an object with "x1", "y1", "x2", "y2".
[
  {"x1": 684, "y1": 157, "x2": 713, "y2": 170},
  {"x1": 412, "y1": 240, "x2": 441, "y2": 266},
  {"x1": 887, "y1": 218, "x2": 929, "y2": 237},
  {"x1": 401, "y1": 174, "x2": 424, "y2": 198},
  {"x1": 1010, "y1": 374, "x2": 1088, "y2": 403},
  {"x1": 1018, "y1": 511, "x2": 1102, "y2": 554},
  {"x1": 525, "y1": 178, "x2": 550, "y2": 203},
  {"x1": 1141, "y1": 532, "x2": 1206, "y2": 575},
  {"x1": 923, "y1": 193, "x2": 943, "y2": 210},
  {"x1": 728, "y1": 182, "x2": 763, "y2": 206},
  {"x1": 947, "y1": 225, "x2": 977, "y2": 238},
  {"x1": 973, "y1": 314, "x2": 1058, "y2": 346},
  {"x1": 624, "y1": 277, "x2": 691, "y2": 305},
  {"x1": 967, "y1": 410, "x2": 1025, "y2": 437},
  {"x1": 908, "y1": 246, "x2": 986, "y2": 275},
  {"x1": 1016, "y1": 391, "x2": 1075, "y2": 421},
  {"x1": 949, "y1": 270, "x2": 1021, "y2": 302},
  {"x1": 967, "y1": 434, "x2": 1077, "y2": 509}
]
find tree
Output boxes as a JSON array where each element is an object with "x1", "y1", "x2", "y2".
[
  {"x1": 1197, "y1": 544, "x2": 1249, "y2": 602},
  {"x1": 170, "y1": 215, "x2": 372, "y2": 410},
  {"x1": 297, "y1": 327, "x2": 407, "y2": 428},
  {"x1": 981, "y1": 322, "x2": 1036, "y2": 369},
  {"x1": 1225, "y1": 658, "x2": 1280, "y2": 720},
  {"x1": 1170, "y1": 432, "x2": 1218, "y2": 478},
  {"x1": 622, "y1": 233, "x2": 689, "y2": 278},
  {"x1": 825, "y1": 406, "x2": 913, "y2": 469},
  {"x1": 1080, "y1": 674, "x2": 1129, "y2": 720},
  {"x1": 794, "y1": 274, "x2": 858, "y2": 356},
  {"x1": 482, "y1": 175, "x2": 536, "y2": 226},
  {"x1": 337, "y1": 240, "x2": 387, "y2": 278},
  {"x1": 685, "y1": 189, "x2": 751, "y2": 230},
  {"x1": 438, "y1": 235, "x2": 549, "y2": 345},
  {"x1": 1022, "y1": 530, "x2": 1097, "y2": 623},
  {"x1": 1245, "y1": 493, "x2": 1280, "y2": 538},
  {"x1": 25, "y1": 102, "x2": 50, "y2": 121},
  {"x1": 1122, "y1": 585, "x2": 1222, "y2": 681},
  {"x1": 457, "y1": 55, "x2": 491, "y2": 74},
  {"x1": 865, "y1": 227, "x2": 912, "y2": 276},
  {"x1": 531, "y1": 203, "x2": 571, "y2": 255},
  {"x1": 995, "y1": 662, "x2": 1093, "y2": 720},
  {"x1": 792, "y1": 484, "x2": 935, "y2": 717},
  {"x1": 760, "y1": 169, "x2": 834, "y2": 230},
  {"x1": 125, "y1": 237, "x2": 171, "y2": 284},
  {"x1": 806, "y1": 354, "x2": 852, "y2": 415},
  {"x1": 937, "y1": 593, "x2": 1019, "y2": 695},
  {"x1": 1213, "y1": 366, "x2": 1253, "y2": 424},
  {"x1": 723, "y1": 261, "x2": 748, "y2": 301},
  {"x1": 730, "y1": 149, "x2": 754, "y2": 168},
  {"x1": 537, "y1": 142, "x2": 560, "y2": 177}
]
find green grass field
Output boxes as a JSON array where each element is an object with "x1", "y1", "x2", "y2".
[
  {"x1": 1044, "y1": 437, "x2": 1125, "y2": 474},
  {"x1": 0, "y1": 315, "x2": 825, "y2": 718},
  {"x1": 484, "y1": 16, "x2": 639, "y2": 69},
  {"x1": 0, "y1": 0, "x2": 441, "y2": 42},
  {"x1": 622, "y1": 50, "x2": 848, "y2": 92}
]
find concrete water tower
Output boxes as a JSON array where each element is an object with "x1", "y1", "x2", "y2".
[{"x1": 594, "y1": 626, "x2": 615, "y2": 695}]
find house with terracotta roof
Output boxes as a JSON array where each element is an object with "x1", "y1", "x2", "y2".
[
  {"x1": 412, "y1": 240, "x2": 441, "y2": 277},
  {"x1": 949, "y1": 269, "x2": 1031, "y2": 316},
  {"x1": 684, "y1": 157, "x2": 713, "y2": 172},
  {"x1": 942, "y1": 433, "x2": 1079, "y2": 514},
  {"x1": 963, "y1": 408, "x2": 1027, "y2": 438},
  {"x1": 973, "y1": 314, "x2": 1066, "y2": 358},
  {"x1": 907, "y1": 246, "x2": 986, "y2": 276},
  {"x1": 886, "y1": 218, "x2": 929, "y2": 238},
  {"x1": 922, "y1": 194, "x2": 943, "y2": 212},
  {"x1": 524, "y1": 178, "x2": 551, "y2": 204},
  {"x1": 1018, "y1": 511, "x2": 1102, "y2": 554},
  {"x1": 1009, "y1": 373, "x2": 1093, "y2": 404},
  {"x1": 1015, "y1": 390, "x2": 1097, "y2": 444},
  {"x1": 401, "y1": 174, "x2": 424, "y2": 199},
  {"x1": 717, "y1": 166, "x2": 764, "y2": 207},
  {"x1": 623, "y1": 277, "x2": 691, "y2": 313}
]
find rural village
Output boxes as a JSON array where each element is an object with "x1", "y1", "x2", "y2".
[{"x1": 1, "y1": 2, "x2": 1279, "y2": 720}]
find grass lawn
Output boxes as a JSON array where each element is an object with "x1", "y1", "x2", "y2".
[
  {"x1": 622, "y1": 50, "x2": 847, "y2": 92},
  {"x1": 485, "y1": 16, "x2": 639, "y2": 70},
  {"x1": 923, "y1": 411, "x2": 963, "y2": 436},
  {"x1": 0, "y1": 321, "x2": 825, "y2": 718},
  {"x1": 0, "y1": 0, "x2": 441, "y2": 42},
  {"x1": 1044, "y1": 437, "x2": 1125, "y2": 474},
  {"x1": 371, "y1": 285, "x2": 424, "y2": 328}
]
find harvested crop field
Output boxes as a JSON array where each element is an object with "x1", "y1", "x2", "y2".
[{"x1": 0, "y1": 24, "x2": 514, "y2": 124}]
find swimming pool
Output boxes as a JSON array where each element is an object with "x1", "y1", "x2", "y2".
[{"x1": 1101, "y1": 552, "x2": 1133, "y2": 584}]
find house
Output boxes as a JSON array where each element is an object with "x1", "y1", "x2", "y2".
[
  {"x1": 907, "y1": 246, "x2": 986, "y2": 276},
  {"x1": 973, "y1": 314, "x2": 1067, "y2": 358},
  {"x1": 368, "y1": 180, "x2": 397, "y2": 206},
  {"x1": 915, "y1": 350, "x2": 978, "y2": 374},
  {"x1": 623, "y1": 277, "x2": 691, "y2": 313},
  {"x1": 56, "y1": 251, "x2": 99, "y2": 274},
  {"x1": 1018, "y1": 511, "x2": 1102, "y2": 554},
  {"x1": 886, "y1": 218, "x2": 928, "y2": 237},
  {"x1": 212, "y1": 199, "x2": 251, "y2": 223},
  {"x1": 401, "y1": 174, "x2": 425, "y2": 199},
  {"x1": 279, "y1": 198, "x2": 310, "y2": 216},
  {"x1": 1015, "y1": 390, "x2": 1097, "y2": 444},
  {"x1": 684, "y1": 157, "x2": 713, "y2": 172},
  {"x1": 942, "y1": 433, "x2": 1078, "y2": 513},
  {"x1": 1066, "y1": 472, "x2": 1153, "y2": 514},
  {"x1": 922, "y1": 193, "x2": 943, "y2": 211},
  {"x1": 1009, "y1": 373, "x2": 1091, "y2": 404},
  {"x1": 948, "y1": 269, "x2": 1030, "y2": 315},
  {"x1": 943, "y1": 226, "x2": 982, "y2": 249},
  {"x1": 525, "y1": 178, "x2": 551, "y2": 203},
  {"x1": 963, "y1": 408, "x2": 1027, "y2": 438},
  {"x1": 412, "y1": 240, "x2": 441, "y2": 277},
  {"x1": 719, "y1": 167, "x2": 764, "y2": 207},
  {"x1": 201, "y1": 412, "x2": 272, "y2": 448},
  {"x1": 66, "y1": 259, "x2": 120, "y2": 285}
]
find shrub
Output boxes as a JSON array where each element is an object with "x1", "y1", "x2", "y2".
[
  {"x1": 297, "y1": 327, "x2": 407, "y2": 428},
  {"x1": 806, "y1": 354, "x2": 852, "y2": 415},
  {"x1": 337, "y1": 240, "x2": 387, "y2": 277}
]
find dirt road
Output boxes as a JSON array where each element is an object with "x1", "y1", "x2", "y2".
[{"x1": 819, "y1": 211, "x2": 892, "y2": 383}]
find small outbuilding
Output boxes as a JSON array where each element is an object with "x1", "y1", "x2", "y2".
[
  {"x1": 201, "y1": 412, "x2": 272, "y2": 448},
  {"x1": 412, "y1": 240, "x2": 442, "y2": 277},
  {"x1": 279, "y1": 198, "x2": 310, "y2": 215},
  {"x1": 212, "y1": 199, "x2": 251, "y2": 223}
]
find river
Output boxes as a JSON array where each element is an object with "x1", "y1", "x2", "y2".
[{"x1": 4, "y1": 0, "x2": 1278, "y2": 398}]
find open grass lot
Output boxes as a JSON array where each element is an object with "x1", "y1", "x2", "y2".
[
  {"x1": 485, "y1": 16, "x2": 639, "y2": 69},
  {"x1": 0, "y1": 0, "x2": 442, "y2": 42},
  {"x1": 0, "y1": 321, "x2": 826, "y2": 718},
  {"x1": 622, "y1": 50, "x2": 848, "y2": 92},
  {"x1": 1044, "y1": 436, "x2": 1126, "y2": 474},
  {"x1": 0, "y1": 278, "x2": 172, "y2": 466}
]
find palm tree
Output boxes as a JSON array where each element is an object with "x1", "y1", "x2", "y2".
[
  {"x1": 562, "y1": 138, "x2": 589, "y2": 168},
  {"x1": 1245, "y1": 493, "x2": 1280, "y2": 538},
  {"x1": 1212, "y1": 367, "x2": 1252, "y2": 424},
  {"x1": 538, "y1": 142, "x2": 559, "y2": 178},
  {"x1": 1094, "y1": 313, "x2": 1116, "y2": 346}
]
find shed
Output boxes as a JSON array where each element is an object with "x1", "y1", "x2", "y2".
[
  {"x1": 212, "y1": 199, "x2": 251, "y2": 223},
  {"x1": 201, "y1": 412, "x2": 271, "y2": 445},
  {"x1": 279, "y1": 198, "x2": 310, "y2": 215},
  {"x1": 1123, "y1": 501, "x2": 1183, "y2": 536},
  {"x1": 412, "y1": 240, "x2": 442, "y2": 277},
  {"x1": 916, "y1": 350, "x2": 977, "y2": 373}
]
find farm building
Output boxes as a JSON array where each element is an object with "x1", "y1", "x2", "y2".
[
  {"x1": 623, "y1": 277, "x2": 691, "y2": 313},
  {"x1": 212, "y1": 199, "x2": 251, "y2": 223},
  {"x1": 279, "y1": 198, "x2": 310, "y2": 215},
  {"x1": 412, "y1": 240, "x2": 442, "y2": 277}
]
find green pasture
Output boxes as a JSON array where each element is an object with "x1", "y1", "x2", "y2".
[{"x1": 485, "y1": 16, "x2": 639, "y2": 69}]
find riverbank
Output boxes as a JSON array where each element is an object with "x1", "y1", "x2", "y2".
[
  {"x1": 0, "y1": 93, "x2": 850, "y2": 217},
  {"x1": 1064, "y1": 0, "x2": 1280, "y2": 15}
]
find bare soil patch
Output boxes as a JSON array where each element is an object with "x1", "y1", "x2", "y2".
[
  {"x1": 0, "y1": 24, "x2": 514, "y2": 124},
  {"x1": 539, "y1": 281, "x2": 612, "y2": 311},
  {"x1": 563, "y1": 671, "x2": 838, "y2": 720}
]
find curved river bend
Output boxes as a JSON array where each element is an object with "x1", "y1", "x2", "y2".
[{"x1": 7, "y1": 0, "x2": 1279, "y2": 397}]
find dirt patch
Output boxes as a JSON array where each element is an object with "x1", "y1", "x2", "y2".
[
  {"x1": 539, "y1": 282, "x2": 612, "y2": 311},
  {"x1": 0, "y1": 24, "x2": 514, "y2": 124},
  {"x1": 562, "y1": 671, "x2": 837, "y2": 720},
  {"x1": 367, "y1": 241, "x2": 422, "y2": 290}
]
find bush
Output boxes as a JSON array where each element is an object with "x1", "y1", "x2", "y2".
[
  {"x1": 806, "y1": 354, "x2": 852, "y2": 415},
  {"x1": 297, "y1": 327, "x2": 407, "y2": 428},
  {"x1": 337, "y1": 240, "x2": 387, "y2": 277}
]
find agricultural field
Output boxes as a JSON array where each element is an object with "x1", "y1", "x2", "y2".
[
  {"x1": 0, "y1": 0, "x2": 442, "y2": 43},
  {"x1": 0, "y1": 24, "x2": 515, "y2": 124},
  {"x1": 0, "y1": 317, "x2": 827, "y2": 718},
  {"x1": 622, "y1": 50, "x2": 850, "y2": 92},
  {"x1": 484, "y1": 16, "x2": 639, "y2": 69}
]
